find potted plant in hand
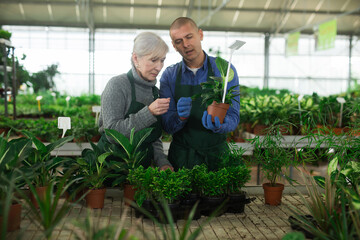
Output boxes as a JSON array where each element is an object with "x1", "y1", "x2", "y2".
[
  {"x1": 20, "y1": 130, "x2": 73, "y2": 208},
  {"x1": 250, "y1": 127, "x2": 297, "y2": 205},
  {"x1": 76, "y1": 141, "x2": 115, "y2": 209},
  {"x1": 194, "y1": 57, "x2": 240, "y2": 123},
  {"x1": 104, "y1": 127, "x2": 153, "y2": 205}
]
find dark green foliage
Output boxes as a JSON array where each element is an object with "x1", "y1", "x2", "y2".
[
  {"x1": 20, "y1": 130, "x2": 74, "y2": 187},
  {"x1": 29, "y1": 64, "x2": 59, "y2": 93},
  {"x1": 76, "y1": 141, "x2": 115, "y2": 189}
]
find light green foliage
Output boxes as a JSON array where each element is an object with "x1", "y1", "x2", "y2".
[{"x1": 250, "y1": 128, "x2": 297, "y2": 186}]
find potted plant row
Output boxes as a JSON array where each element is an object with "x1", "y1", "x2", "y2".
[{"x1": 128, "y1": 160, "x2": 252, "y2": 222}]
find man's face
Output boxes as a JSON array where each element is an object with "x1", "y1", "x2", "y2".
[{"x1": 170, "y1": 22, "x2": 204, "y2": 67}]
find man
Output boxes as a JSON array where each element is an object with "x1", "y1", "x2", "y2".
[{"x1": 160, "y1": 17, "x2": 240, "y2": 171}]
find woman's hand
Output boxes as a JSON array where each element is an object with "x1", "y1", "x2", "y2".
[
  {"x1": 160, "y1": 164, "x2": 174, "y2": 171},
  {"x1": 149, "y1": 98, "x2": 170, "y2": 116}
]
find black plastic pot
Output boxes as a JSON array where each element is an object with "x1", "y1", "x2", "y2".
[
  {"x1": 200, "y1": 195, "x2": 227, "y2": 217},
  {"x1": 156, "y1": 201, "x2": 180, "y2": 224},
  {"x1": 134, "y1": 199, "x2": 156, "y2": 219},
  {"x1": 226, "y1": 191, "x2": 252, "y2": 214},
  {"x1": 179, "y1": 193, "x2": 201, "y2": 220},
  {"x1": 288, "y1": 215, "x2": 316, "y2": 239}
]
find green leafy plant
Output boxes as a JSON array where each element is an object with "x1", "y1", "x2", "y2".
[
  {"x1": 16, "y1": 169, "x2": 81, "y2": 240},
  {"x1": 76, "y1": 141, "x2": 114, "y2": 189},
  {"x1": 0, "y1": 132, "x2": 32, "y2": 237},
  {"x1": 288, "y1": 157, "x2": 360, "y2": 239},
  {"x1": 150, "y1": 168, "x2": 191, "y2": 204},
  {"x1": 127, "y1": 165, "x2": 155, "y2": 206},
  {"x1": 250, "y1": 127, "x2": 297, "y2": 186},
  {"x1": 198, "y1": 167, "x2": 229, "y2": 197},
  {"x1": 104, "y1": 127, "x2": 153, "y2": 186},
  {"x1": 21, "y1": 130, "x2": 74, "y2": 187},
  {"x1": 193, "y1": 57, "x2": 239, "y2": 106}
]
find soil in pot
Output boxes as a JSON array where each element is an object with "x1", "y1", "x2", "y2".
[
  {"x1": 85, "y1": 188, "x2": 106, "y2": 209},
  {"x1": 263, "y1": 183, "x2": 284, "y2": 206},
  {"x1": 207, "y1": 101, "x2": 229, "y2": 124}
]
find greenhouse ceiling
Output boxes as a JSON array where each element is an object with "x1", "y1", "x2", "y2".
[{"x1": 0, "y1": 0, "x2": 360, "y2": 36}]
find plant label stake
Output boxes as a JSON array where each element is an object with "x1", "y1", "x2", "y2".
[
  {"x1": 57, "y1": 117, "x2": 71, "y2": 157},
  {"x1": 222, "y1": 40, "x2": 246, "y2": 103},
  {"x1": 66, "y1": 96, "x2": 71, "y2": 108},
  {"x1": 298, "y1": 95, "x2": 304, "y2": 126},
  {"x1": 58, "y1": 117, "x2": 71, "y2": 138},
  {"x1": 36, "y1": 95, "x2": 43, "y2": 112},
  {"x1": 92, "y1": 105, "x2": 101, "y2": 125},
  {"x1": 336, "y1": 97, "x2": 346, "y2": 128},
  {"x1": 51, "y1": 92, "x2": 56, "y2": 104}
]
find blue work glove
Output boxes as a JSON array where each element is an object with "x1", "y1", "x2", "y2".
[
  {"x1": 177, "y1": 97, "x2": 192, "y2": 120},
  {"x1": 202, "y1": 111, "x2": 222, "y2": 133}
]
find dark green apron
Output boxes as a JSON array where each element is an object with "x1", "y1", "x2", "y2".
[
  {"x1": 168, "y1": 59, "x2": 228, "y2": 171},
  {"x1": 98, "y1": 69, "x2": 162, "y2": 168}
]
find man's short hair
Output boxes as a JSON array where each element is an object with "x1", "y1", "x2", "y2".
[{"x1": 170, "y1": 17, "x2": 198, "y2": 31}]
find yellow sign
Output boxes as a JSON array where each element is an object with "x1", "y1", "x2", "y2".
[
  {"x1": 286, "y1": 32, "x2": 300, "y2": 56},
  {"x1": 317, "y1": 19, "x2": 337, "y2": 51}
]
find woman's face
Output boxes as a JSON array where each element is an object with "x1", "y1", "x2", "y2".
[{"x1": 133, "y1": 53, "x2": 166, "y2": 81}]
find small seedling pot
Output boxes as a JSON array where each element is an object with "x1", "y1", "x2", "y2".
[{"x1": 207, "y1": 101, "x2": 229, "y2": 124}]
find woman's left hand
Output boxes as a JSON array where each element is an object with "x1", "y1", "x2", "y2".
[
  {"x1": 160, "y1": 164, "x2": 174, "y2": 171},
  {"x1": 149, "y1": 98, "x2": 170, "y2": 116}
]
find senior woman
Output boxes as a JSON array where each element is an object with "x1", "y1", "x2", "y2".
[{"x1": 98, "y1": 32, "x2": 173, "y2": 172}]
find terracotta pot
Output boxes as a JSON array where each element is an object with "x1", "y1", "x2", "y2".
[
  {"x1": 90, "y1": 135, "x2": 101, "y2": 142},
  {"x1": 331, "y1": 127, "x2": 343, "y2": 135},
  {"x1": 243, "y1": 123, "x2": 253, "y2": 133},
  {"x1": 123, "y1": 184, "x2": 136, "y2": 206},
  {"x1": 232, "y1": 136, "x2": 245, "y2": 142},
  {"x1": 0, "y1": 203, "x2": 22, "y2": 232},
  {"x1": 207, "y1": 101, "x2": 230, "y2": 124},
  {"x1": 253, "y1": 124, "x2": 269, "y2": 135},
  {"x1": 263, "y1": 183, "x2": 284, "y2": 206},
  {"x1": 0, "y1": 127, "x2": 10, "y2": 135},
  {"x1": 30, "y1": 186, "x2": 48, "y2": 208},
  {"x1": 85, "y1": 188, "x2": 106, "y2": 209},
  {"x1": 313, "y1": 125, "x2": 330, "y2": 135}
]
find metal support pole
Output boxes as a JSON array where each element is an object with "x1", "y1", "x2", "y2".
[
  {"x1": 88, "y1": 30, "x2": 95, "y2": 94},
  {"x1": 348, "y1": 35, "x2": 352, "y2": 92},
  {"x1": 11, "y1": 47, "x2": 16, "y2": 120},
  {"x1": 263, "y1": 33, "x2": 270, "y2": 89},
  {"x1": 2, "y1": 44, "x2": 8, "y2": 117}
]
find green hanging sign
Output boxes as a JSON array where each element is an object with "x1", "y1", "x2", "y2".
[
  {"x1": 286, "y1": 31, "x2": 300, "y2": 56},
  {"x1": 317, "y1": 19, "x2": 337, "y2": 51}
]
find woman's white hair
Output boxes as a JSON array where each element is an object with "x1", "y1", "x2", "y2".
[{"x1": 133, "y1": 32, "x2": 169, "y2": 59}]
